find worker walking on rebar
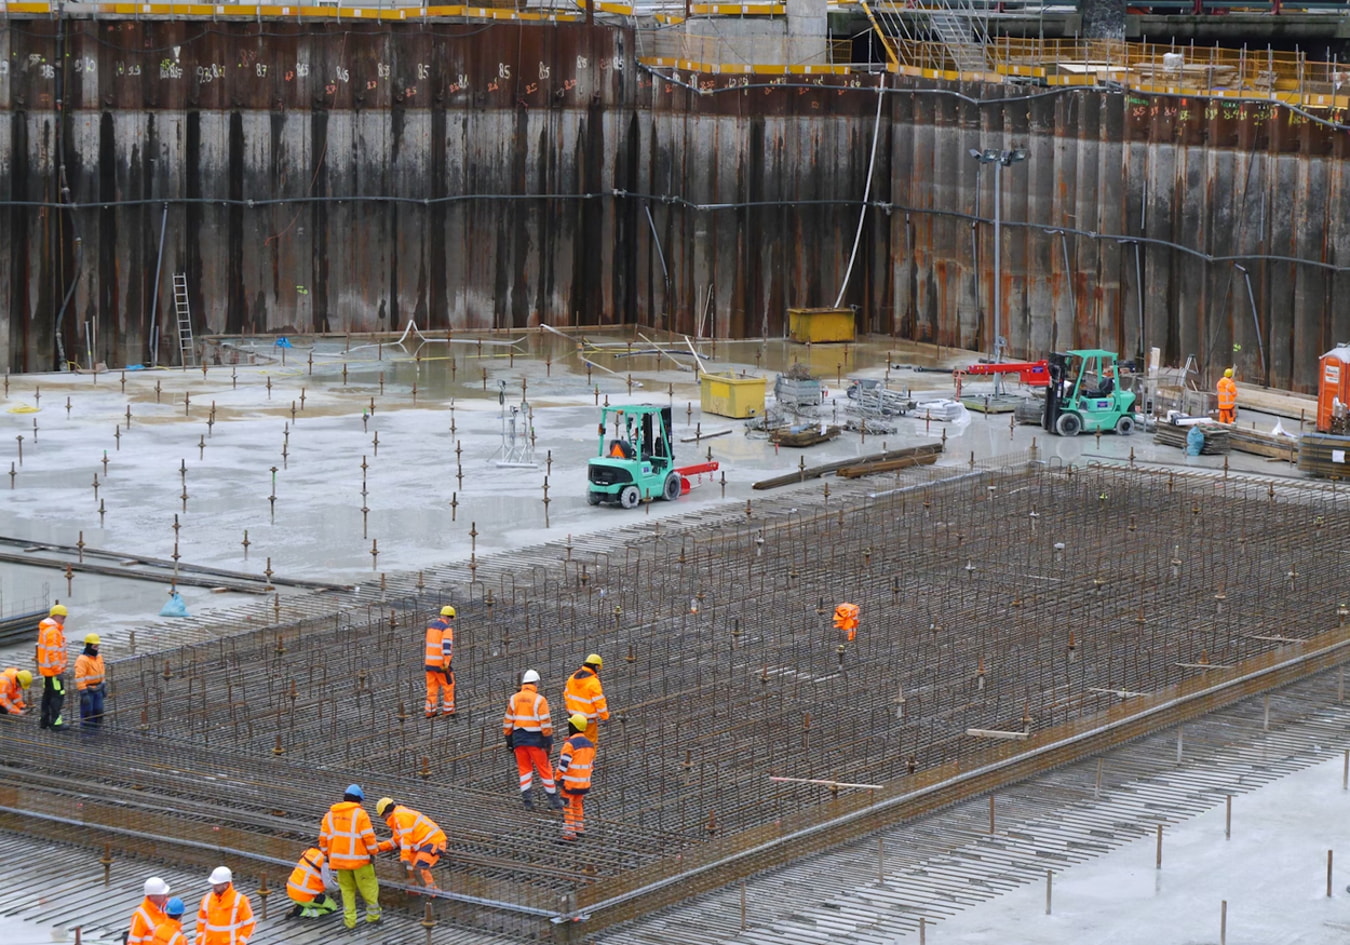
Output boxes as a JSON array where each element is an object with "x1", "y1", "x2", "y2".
[
  {"x1": 503, "y1": 669, "x2": 565, "y2": 811},
  {"x1": 36, "y1": 603, "x2": 68, "y2": 731},
  {"x1": 76, "y1": 633, "x2": 106, "y2": 730},
  {"x1": 424, "y1": 605, "x2": 456, "y2": 718},
  {"x1": 0, "y1": 667, "x2": 32, "y2": 717},
  {"x1": 150, "y1": 897, "x2": 189, "y2": 945},
  {"x1": 563, "y1": 654, "x2": 609, "y2": 745},
  {"x1": 1217, "y1": 367, "x2": 1238, "y2": 423},
  {"x1": 375, "y1": 798, "x2": 448, "y2": 890},
  {"x1": 557, "y1": 713, "x2": 597, "y2": 843},
  {"x1": 195, "y1": 866, "x2": 255, "y2": 945},
  {"x1": 127, "y1": 876, "x2": 173, "y2": 945},
  {"x1": 285, "y1": 847, "x2": 338, "y2": 919},
  {"x1": 319, "y1": 784, "x2": 383, "y2": 930}
]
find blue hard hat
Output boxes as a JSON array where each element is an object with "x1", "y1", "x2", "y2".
[
  {"x1": 345, "y1": 783, "x2": 364, "y2": 800},
  {"x1": 165, "y1": 897, "x2": 186, "y2": 917}
]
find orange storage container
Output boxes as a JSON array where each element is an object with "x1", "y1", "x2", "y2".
[{"x1": 1316, "y1": 345, "x2": 1350, "y2": 434}]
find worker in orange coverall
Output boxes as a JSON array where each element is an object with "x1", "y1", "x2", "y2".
[
  {"x1": 503, "y1": 669, "x2": 565, "y2": 811},
  {"x1": 557, "y1": 713, "x2": 597, "y2": 843},
  {"x1": 375, "y1": 798, "x2": 447, "y2": 890},
  {"x1": 563, "y1": 654, "x2": 609, "y2": 745},
  {"x1": 424, "y1": 605, "x2": 456, "y2": 718},
  {"x1": 1217, "y1": 368, "x2": 1238, "y2": 423}
]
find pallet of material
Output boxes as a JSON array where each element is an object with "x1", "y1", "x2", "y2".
[
  {"x1": 0, "y1": 610, "x2": 44, "y2": 646},
  {"x1": 1153, "y1": 422, "x2": 1230, "y2": 454},
  {"x1": 768, "y1": 425, "x2": 841, "y2": 448},
  {"x1": 1224, "y1": 425, "x2": 1299, "y2": 462},
  {"x1": 1298, "y1": 433, "x2": 1350, "y2": 478}
]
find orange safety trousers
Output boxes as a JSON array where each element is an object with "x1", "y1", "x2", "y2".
[
  {"x1": 514, "y1": 745, "x2": 557, "y2": 794},
  {"x1": 425, "y1": 669, "x2": 455, "y2": 716},
  {"x1": 562, "y1": 791, "x2": 586, "y2": 838},
  {"x1": 1218, "y1": 407, "x2": 1235, "y2": 423}
]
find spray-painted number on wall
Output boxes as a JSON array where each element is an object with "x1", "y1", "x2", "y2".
[
  {"x1": 115, "y1": 62, "x2": 142, "y2": 77},
  {"x1": 417, "y1": 63, "x2": 431, "y2": 80},
  {"x1": 538, "y1": 62, "x2": 550, "y2": 80},
  {"x1": 0, "y1": 61, "x2": 9, "y2": 76},
  {"x1": 378, "y1": 63, "x2": 391, "y2": 78},
  {"x1": 196, "y1": 64, "x2": 226, "y2": 84},
  {"x1": 335, "y1": 66, "x2": 350, "y2": 83},
  {"x1": 72, "y1": 57, "x2": 96, "y2": 74},
  {"x1": 160, "y1": 60, "x2": 183, "y2": 79},
  {"x1": 256, "y1": 64, "x2": 268, "y2": 77},
  {"x1": 498, "y1": 63, "x2": 511, "y2": 79}
]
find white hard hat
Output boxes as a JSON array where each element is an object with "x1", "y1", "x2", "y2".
[
  {"x1": 521, "y1": 669, "x2": 540, "y2": 685},
  {"x1": 208, "y1": 866, "x2": 233, "y2": 885},
  {"x1": 144, "y1": 876, "x2": 171, "y2": 897}
]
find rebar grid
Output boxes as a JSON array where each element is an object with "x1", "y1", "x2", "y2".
[{"x1": 9, "y1": 462, "x2": 1349, "y2": 930}]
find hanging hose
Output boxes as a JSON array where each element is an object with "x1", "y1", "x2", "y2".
[{"x1": 833, "y1": 73, "x2": 887, "y2": 310}]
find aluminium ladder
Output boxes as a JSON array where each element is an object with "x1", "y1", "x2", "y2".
[{"x1": 173, "y1": 273, "x2": 196, "y2": 367}]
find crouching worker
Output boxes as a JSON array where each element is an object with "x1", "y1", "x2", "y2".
[
  {"x1": 375, "y1": 798, "x2": 447, "y2": 891},
  {"x1": 286, "y1": 847, "x2": 339, "y2": 919}
]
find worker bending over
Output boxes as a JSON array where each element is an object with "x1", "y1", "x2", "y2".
[
  {"x1": 503, "y1": 669, "x2": 565, "y2": 810},
  {"x1": 0, "y1": 668, "x2": 32, "y2": 717},
  {"x1": 557, "y1": 713, "x2": 597, "y2": 843},
  {"x1": 376, "y1": 798, "x2": 448, "y2": 890},
  {"x1": 195, "y1": 866, "x2": 255, "y2": 945},
  {"x1": 424, "y1": 605, "x2": 456, "y2": 718},
  {"x1": 1217, "y1": 367, "x2": 1238, "y2": 423},
  {"x1": 76, "y1": 633, "x2": 106, "y2": 729},
  {"x1": 286, "y1": 847, "x2": 338, "y2": 919},
  {"x1": 319, "y1": 784, "x2": 382, "y2": 930},
  {"x1": 563, "y1": 654, "x2": 609, "y2": 745}
]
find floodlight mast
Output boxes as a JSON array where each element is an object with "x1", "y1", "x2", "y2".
[{"x1": 970, "y1": 148, "x2": 1029, "y2": 379}]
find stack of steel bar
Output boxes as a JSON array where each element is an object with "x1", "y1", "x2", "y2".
[{"x1": 5, "y1": 461, "x2": 1349, "y2": 938}]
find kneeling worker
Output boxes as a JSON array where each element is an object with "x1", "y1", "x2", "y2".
[
  {"x1": 375, "y1": 798, "x2": 447, "y2": 890},
  {"x1": 0, "y1": 668, "x2": 32, "y2": 717},
  {"x1": 286, "y1": 847, "x2": 339, "y2": 919}
]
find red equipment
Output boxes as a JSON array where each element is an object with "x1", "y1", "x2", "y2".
[
  {"x1": 961, "y1": 360, "x2": 1051, "y2": 387},
  {"x1": 676, "y1": 461, "x2": 720, "y2": 494}
]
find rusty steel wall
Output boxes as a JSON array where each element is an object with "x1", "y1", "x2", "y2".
[{"x1": 2, "y1": 19, "x2": 1349, "y2": 389}]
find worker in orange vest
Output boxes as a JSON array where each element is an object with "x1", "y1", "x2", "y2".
[
  {"x1": 150, "y1": 897, "x2": 189, "y2": 945},
  {"x1": 319, "y1": 784, "x2": 382, "y2": 930},
  {"x1": 195, "y1": 866, "x2": 255, "y2": 945},
  {"x1": 1217, "y1": 367, "x2": 1238, "y2": 423},
  {"x1": 563, "y1": 654, "x2": 609, "y2": 745},
  {"x1": 833, "y1": 603, "x2": 860, "y2": 642},
  {"x1": 36, "y1": 603, "x2": 68, "y2": 730},
  {"x1": 0, "y1": 667, "x2": 32, "y2": 717},
  {"x1": 557, "y1": 713, "x2": 597, "y2": 843},
  {"x1": 375, "y1": 798, "x2": 448, "y2": 890},
  {"x1": 127, "y1": 876, "x2": 173, "y2": 945},
  {"x1": 424, "y1": 605, "x2": 456, "y2": 718},
  {"x1": 285, "y1": 847, "x2": 338, "y2": 919},
  {"x1": 75, "y1": 632, "x2": 106, "y2": 730},
  {"x1": 503, "y1": 669, "x2": 565, "y2": 811}
]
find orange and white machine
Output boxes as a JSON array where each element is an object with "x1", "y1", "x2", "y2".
[{"x1": 1316, "y1": 345, "x2": 1350, "y2": 435}]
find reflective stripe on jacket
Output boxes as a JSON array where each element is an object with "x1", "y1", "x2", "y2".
[
  {"x1": 503, "y1": 683, "x2": 553, "y2": 747},
  {"x1": 377, "y1": 806, "x2": 447, "y2": 861},
  {"x1": 287, "y1": 847, "x2": 327, "y2": 901},
  {"x1": 128, "y1": 898, "x2": 167, "y2": 945},
  {"x1": 36, "y1": 618, "x2": 66, "y2": 677},
  {"x1": 424, "y1": 618, "x2": 453, "y2": 670},
  {"x1": 563, "y1": 667, "x2": 609, "y2": 723},
  {"x1": 320, "y1": 801, "x2": 380, "y2": 869},
  {"x1": 558, "y1": 734, "x2": 596, "y2": 793},
  {"x1": 1217, "y1": 376, "x2": 1237, "y2": 410},
  {"x1": 0, "y1": 668, "x2": 26, "y2": 714},
  {"x1": 150, "y1": 919, "x2": 189, "y2": 945},
  {"x1": 195, "y1": 885, "x2": 255, "y2": 945},
  {"x1": 76, "y1": 653, "x2": 105, "y2": 690}
]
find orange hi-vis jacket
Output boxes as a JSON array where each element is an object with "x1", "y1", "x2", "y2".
[
  {"x1": 1217, "y1": 375, "x2": 1238, "y2": 411},
  {"x1": 503, "y1": 682, "x2": 554, "y2": 748},
  {"x1": 320, "y1": 801, "x2": 380, "y2": 870},
  {"x1": 127, "y1": 897, "x2": 168, "y2": 945},
  {"x1": 76, "y1": 651, "x2": 105, "y2": 690},
  {"x1": 286, "y1": 847, "x2": 327, "y2": 902},
  {"x1": 0, "y1": 668, "x2": 27, "y2": 714},
  {"x1": 558, "y1": 733, "x2": 596, "y2": 794},
  {"x1": 36, "y1": 617, "x2": 67, "y2": 677},
  {"x1": 563, "y1": 667, "x2": 609, "y2": 724},
  {"x1": 150, "y1": 918, "x2": 188, "y2": 945},
  {"x1": 195, "y1": 884, "x2": 255, "y2": 945},
  {"x1": 377, "y1": 806, "x2": 447, "y2": 862},
  {"x1": 424, "y1": 617, "x2": 453, "y2": 670}
]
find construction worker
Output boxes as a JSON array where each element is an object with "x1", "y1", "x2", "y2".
[
  {"x1": 424, "y1": 605, "x2": 456, "y2": 718},
  {"x1": 319, "y1": 784, "x2": 382, "y2": 930},
  {"x1": 285, "y1": 847, "x2": 338, "y2": 919},
  {"x1": 1217, "y1": 367, "x2": 1238, "y2": 423},
  {"x1": 0, "y1": 667, "x2": 32, "y2": 717},
  {"x1": 36, "y1": 603, "x2": 68, "y2": 730},
  {"x1": 375, "y1": 798, "x2": 447, "y2": 890},
  {"x1": 503, "y1": 669, "x2": 564, "y2": 811},
  {"x1": 76, "y1": 632, "x2": 106, "y2": 729},
  {"x1": 151, "y1": 897, "x2": 189, "y2": 945},
  {"x1": 557, "y1": 713, "x2": 596, "y2": 843},
  {"x1": 127, "y1": 876, "x2": 173, "y2": 945},
  {"x1": 195, "y1": 866, "x2": 255, "y2": 945},
  {"x1": 563, "y1": 654, "x2": 609, "y2": 745}
]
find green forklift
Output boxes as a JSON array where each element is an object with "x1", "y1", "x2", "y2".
[
  {"x1": 587, "y1": 404, "x2": 700, "y2": 508},
  {"x1": 1044, "y1": 349, "x2": 1138, "y2": 436}
]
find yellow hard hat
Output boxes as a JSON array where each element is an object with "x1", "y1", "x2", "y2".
[
  {"x1": 569, "y1": 714, "x2": 589, "y2": 731},
  {"x1": 440, "y1": 605, "x2": 456, "y2": 618},
  {"x1": 375, "y1": 797, "x2": 395, "y2": 817},
  {"x1": 49, "y1": 604, "x2": 68, "y2": 617},
  {"x1": 16, "y1": 670, "x2": 32, "y2": 688},
  {"x1": 585, "y1": 653, "x2": 603, "y2": 669},
  {"x1": 1224, "y1": 368, "x2": 1233, "y2": 377},
  {"x1": 84, "y1": 633, "x2": 101, "y2": 646}
]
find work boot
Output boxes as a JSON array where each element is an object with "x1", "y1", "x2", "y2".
[
  {"x1": 521, "y1": 792, "x2": 535, "y2": 811},
  {"x1": 547, "y1": 791, "x2": 564, "y2": 811}
]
